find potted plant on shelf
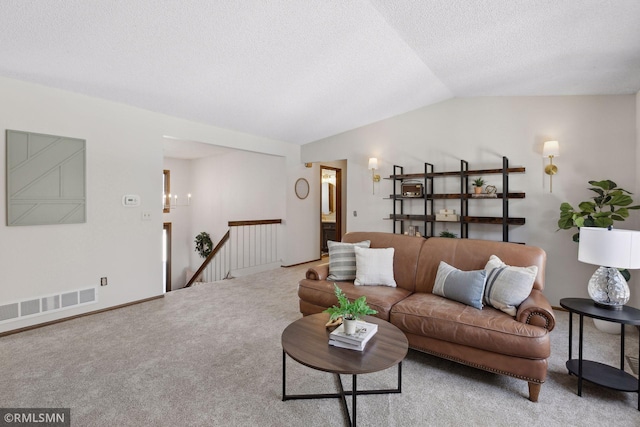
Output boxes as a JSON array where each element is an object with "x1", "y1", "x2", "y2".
[
  {"x1": 324, "y1": 284, "x2": 377, "y2": 335},
  {"x1": 472, "y1": 177, "x2": 485, "y2": 194}
]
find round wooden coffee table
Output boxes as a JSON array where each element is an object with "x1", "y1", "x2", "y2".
[{"x1": 281, "y1": 313, "x2": 408, "y2": 426}]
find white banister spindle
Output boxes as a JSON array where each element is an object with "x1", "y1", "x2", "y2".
[{"x1": 199, "y1": 220, "x2": 282, "y2": 283}]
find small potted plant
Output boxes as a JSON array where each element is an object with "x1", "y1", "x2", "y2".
[
  {"x1": 324, "y1": 284, "x2": 377, "y2": 334},
  {"x1": 439, "y1": 230, "x2": 457, "y2": 238},
  {"x1": 472, "y1": 177, "x2": 485, "y2": 194}
]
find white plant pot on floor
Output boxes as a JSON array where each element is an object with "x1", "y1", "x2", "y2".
[{"x1": 593, "y1": 318, "x2": 621, "y2": 335}]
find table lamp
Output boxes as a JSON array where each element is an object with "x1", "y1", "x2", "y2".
[{"x1": 578, "y1": 227, "x2": 640, "y2": 309}]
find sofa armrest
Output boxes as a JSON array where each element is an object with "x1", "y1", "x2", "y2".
[
  {"x1": 516, "y1": 289, "x2": 556, "y2": 331},
  {"x1": 306, "y1": 263, "x2": 330, "y2": 280}
]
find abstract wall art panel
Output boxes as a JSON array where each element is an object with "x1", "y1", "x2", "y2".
[{"x1": 6, "y1": 130, "x2": 86, "y2": 226}]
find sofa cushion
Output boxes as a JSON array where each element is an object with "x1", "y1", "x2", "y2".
[
  {"x1": 484, "y1": 255, "x2": 538, "y2": 316},
  {"x1": 298, "y1": 279, "x2": 412, "y2": 321},
  {"x1": 432, "y1": 261, "x2": 486, "y2": 309},
  {"x1": 326, "y1": 240, "x2": 371, "y2": 281},
  {"x1": 415, "y1": 237, "x2": 546, "y2": 294},
  {"x1": 342, "y1": 232, "x2": 423, "y2": 292},
  {"x1": 390, "y1": 293, "x2": 550, "y2": 359},
  {"x1": 354, "y1": 246, "x2": 397, "y2": 287}
]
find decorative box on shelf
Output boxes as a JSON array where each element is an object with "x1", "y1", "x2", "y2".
[{"x1": 435, "y1": 209, "x2": 459, "y2": 222}]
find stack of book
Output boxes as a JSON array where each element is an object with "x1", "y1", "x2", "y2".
[{"x1": 329, "y1": 320, "x2": 378, "y2": 351}]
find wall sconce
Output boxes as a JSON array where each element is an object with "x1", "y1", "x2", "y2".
[
  {"x1": 542, "y1": 140, "x2": 559, "y2": 193},
  {"x1": 368, "y1": 157, "x2": 381, "y2": 194},
  {"x1": 304, "y1": 163, "x2": 313, "y2": 168}
]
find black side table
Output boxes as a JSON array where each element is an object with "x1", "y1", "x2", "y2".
[{"x1": 560, "y1": 298, "x2": 640, "y2": 410}]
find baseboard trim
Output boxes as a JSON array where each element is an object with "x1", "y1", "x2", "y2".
[
  {"x1": 0, "y1": 294, "x2": 165, "y2": 337},
  {"x1": 282, "y1": 258, "x2": 321, "y2": 268}
]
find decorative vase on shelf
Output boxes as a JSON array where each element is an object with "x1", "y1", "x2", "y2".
[{"x1": 343, "y1": 318, "x2": 357, "y2": 335}]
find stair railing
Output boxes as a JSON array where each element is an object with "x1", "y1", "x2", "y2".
[{"x1": 184, "y1": 218, "x2": 282, "y2": 287}]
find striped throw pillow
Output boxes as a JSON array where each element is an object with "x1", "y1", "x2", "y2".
[
  {"x1": 327, "y1": 240, "x2": 371, "y2": 281},
  {"x1": 484, "y1": 255, "x2": 538, "y2": 316}
]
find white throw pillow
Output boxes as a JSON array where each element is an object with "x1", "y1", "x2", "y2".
[
  {"x1": 353, "y1": 246, "x2": 397, "y2": 287},
  {"x1": 484, "y1": 255, "x2": 538, "y2": 316}
]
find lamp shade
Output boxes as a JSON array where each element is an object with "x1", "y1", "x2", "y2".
[
  {"x1": 578, "y1": 227, "x2": 640, "y2": 269},
  {"x1": 368, "y1": 157, "x2": 378, "y2": 170},
  {"x1": 542, "y1": 140, "x2": 559, "y2": 157}
]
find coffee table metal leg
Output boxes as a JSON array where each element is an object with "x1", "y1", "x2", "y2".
[
  {"x1": 282, "y1": 350, "x2": 287, "y2": 401},
  {"x1": 282, "y1": 359, "x2": 403, "y2": 426},
  {"x1": 352, "y1": 375, "x2": 357, "y2": 427}
]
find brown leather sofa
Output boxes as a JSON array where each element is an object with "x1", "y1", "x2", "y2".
[{"x1": 298, "y1": 231, "x2": 556, "y2": 402}]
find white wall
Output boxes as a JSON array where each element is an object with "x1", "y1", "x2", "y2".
[
  {"x1": 164, "y1": 151, "x2": 289, "y2": 289},
  {"x1": 635, "y1": 90, "x2": 640, "y2": 307},
  {"x1": 0, "y1": 76, "x2": 312, "y2": 333},
  {"x1": 302, "y1": 95, "x2": 638, "y2": 307}
]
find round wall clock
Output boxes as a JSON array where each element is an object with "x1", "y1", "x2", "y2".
[{"x1": 295, "y1": 178, "x2": 310, "y2": 199}]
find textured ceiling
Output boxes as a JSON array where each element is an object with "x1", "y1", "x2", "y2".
[{"x1": 1, "y1": 1, "x2": 639, "y2": 146}]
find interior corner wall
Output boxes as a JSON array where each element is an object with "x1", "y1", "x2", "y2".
[
  {"x1": 301, "y1": 95, "x2": 637, "y2": 307},
  {"x1": 187, "y1": 150, "x2": 287, "y2": 275},
  {"x1": 0, "y1": 77, "x2": 164, "y2": 333},
  {"x1": 633, "y1": 90, "x2": 640, "y2": 308},
  {"x1": 0, "y1": 76, "x2": 310, "y2": 333}
]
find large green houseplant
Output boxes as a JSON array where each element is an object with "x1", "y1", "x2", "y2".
[
  {"x1": 557, "y1": 179, "x2": 640, "y2": 280},
  {"x1": 558, "y1": 179, "x2": 640, "y2": 242},
  {"x1": 324, "y1": 284, "x2": 377, "y2": 334}
]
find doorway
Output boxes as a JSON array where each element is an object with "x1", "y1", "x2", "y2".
[
  {"x1": 320, "y1": 166, "x2": 342, "y2": 256},
  {"x1": 163, "y1": 222, "x2": 172, "y2": 292}
]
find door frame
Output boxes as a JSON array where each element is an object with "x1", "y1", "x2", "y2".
[
  {"x1": 320, "y1": 166, "x2": 342, "y2": 256},
  {"x1": 163, "y1": 222, "x2": 172, "y2": 292}
]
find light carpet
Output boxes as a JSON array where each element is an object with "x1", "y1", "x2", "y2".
[{"x1": 2, "y1": 262, "x2": 639, "y2": 426}]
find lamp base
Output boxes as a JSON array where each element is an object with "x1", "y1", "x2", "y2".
[
  {"x1": 593, "y1": 301, "x2": 624, "y2": 311},
  {"x1": 587, "y1": 266, "x2": 630, "y2": 310}
]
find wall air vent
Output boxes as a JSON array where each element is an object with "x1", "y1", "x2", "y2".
[{"x1": 0, "y1": 287, "x2": 98, "y2": 324}]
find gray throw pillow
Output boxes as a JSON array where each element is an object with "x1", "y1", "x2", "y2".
[
  {"x1": 433, "y1": 261, "x2": 487, "y2": 309},
  {"x1": 327, "y1": 240, "x2": 371, "y2": 281}
]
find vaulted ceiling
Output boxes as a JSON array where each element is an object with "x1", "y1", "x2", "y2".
[{"x1": 2, "y1": 1, "x2": 639, "y2": 145}]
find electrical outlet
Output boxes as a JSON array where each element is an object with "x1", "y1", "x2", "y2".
[
  {"x1": 100, "y1": 277, "x2": 108, "y2": 286},
  {"x1": 142, "y1": 211, "x2": 152, "y2": 221}
]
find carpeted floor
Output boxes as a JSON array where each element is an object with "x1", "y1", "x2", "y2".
[{"x1": 2, "y1": 261, "x2": 639, "y2": 426}]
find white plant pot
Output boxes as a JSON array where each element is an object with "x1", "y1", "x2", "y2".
[
  {"x1": 343, "y1": 318, "x2": 357, "y2": 335},
  {"x1": 593, "y1": 318, "x2": 621, "y2": 335}
]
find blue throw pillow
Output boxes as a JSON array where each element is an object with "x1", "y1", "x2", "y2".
[{"x1": 433, "y1": 261, "x2": 487, "y2": 309}]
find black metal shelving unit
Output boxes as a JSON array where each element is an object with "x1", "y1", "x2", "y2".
[{"x1": 385, "y1": 156, "x2": 525, "y2": 242}]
